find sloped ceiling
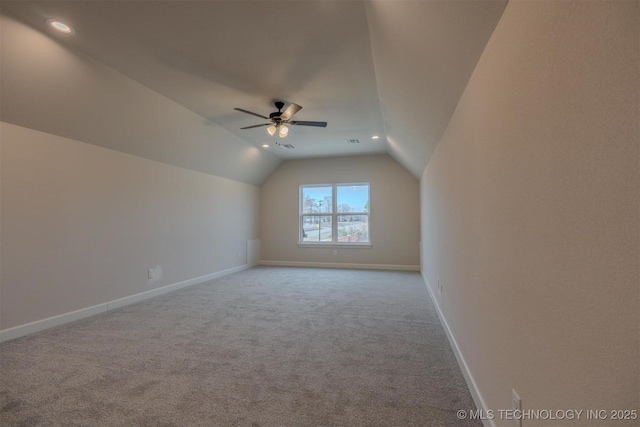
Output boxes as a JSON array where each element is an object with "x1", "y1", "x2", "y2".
[
  {"x1": 0, "y1": 1, "x2": 507, "y2": 183},
  {"x1": 366, "y1": 0, "x2": 508, "y2": 177}
]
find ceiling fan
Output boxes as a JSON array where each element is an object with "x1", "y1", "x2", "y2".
[{"x1": 234, "y1": 101, "x2": 327, "y2": 138}]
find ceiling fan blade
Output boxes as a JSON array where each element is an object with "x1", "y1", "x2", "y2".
[
  {"x1": 280, "y1": 103, "x2": 302, "y2": 121},
  {"x1": 290, "y1": 121, "x2": 327, "y2": 128},
  {"x1": 240, "y1": 123, "x2": 271, "y2": 130},
  {"x1": 234, "y1": 108, "x2": 269, "y2": 120}
]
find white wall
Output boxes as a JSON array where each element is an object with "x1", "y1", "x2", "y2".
[
  {"x1": 421, "y1": 2, "x2": 639, "y2": 425},
  {"x1": 261, "y1": 154, "x2": 420, "y2": 269},
  {"x1": 1, "y1": 122, "x2": 260, "y2": 331}
]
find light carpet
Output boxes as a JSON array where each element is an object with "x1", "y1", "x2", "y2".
[{"x1": 1, "y1": 267, "x2": 481, "y2": 426}]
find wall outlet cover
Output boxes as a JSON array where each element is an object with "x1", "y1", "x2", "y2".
[{"x1": 512, "y1": 389, "x2": 522, "y2": 427}]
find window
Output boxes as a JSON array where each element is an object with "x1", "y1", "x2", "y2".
[{"x1": 300, "y1": 183, "x2": 369, "y2": 245}]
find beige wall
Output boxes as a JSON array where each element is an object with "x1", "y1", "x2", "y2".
[
  {"x1": 420, "y1": 1, "x2": 639, "y2": 425},
  {"x1": 1, "y1": 122, "x2": 260, "y2": 330},
  {"x1": 0, "y1": 14, "x2": 280, "y2": 186},
  {"x1": 261, "y1": 154, "x2": 419, "y2": 268}
]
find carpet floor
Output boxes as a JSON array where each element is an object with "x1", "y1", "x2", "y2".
[{"x1": 1, "y1": 267, "x2": 481, "y2": 426}]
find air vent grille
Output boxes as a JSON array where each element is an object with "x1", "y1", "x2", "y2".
[
  {"x1": 279, "y1": 144, "x2": 295, "y2": 149},
  {"x1": 345, "y1": 139, "x2": 360, "y2": 144}
]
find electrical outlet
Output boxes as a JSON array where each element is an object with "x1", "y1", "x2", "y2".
[
  {"x1": 512, "y1": 389, "x2": 522, "y2": 427},
  {"x1": 148, "y1": 268, "x2": 154, "y2": 279}
]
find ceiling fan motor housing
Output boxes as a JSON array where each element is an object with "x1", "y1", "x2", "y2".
[
  {"x1": 270, "y1": 101, "x2": 285, "y2": 121},
  {"x1": 269, "y1": 112, "x2": 282, "y2": 121},
  {"x1": 235, "y1": 101, "x2": 327, "y2": 130}
]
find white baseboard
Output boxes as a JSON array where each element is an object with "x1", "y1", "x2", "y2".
[
  {"x1": 421, "y1": 272, "x2": 495, "y2": 427},
  {"x1": 106, "y1": 264, "x2": 248, "y2": 311},
  {"x1": 0, "y1": 303, "x2": 109, "y2": 344},
  {"x1": 260, "y1": 260, "x2": 420, "y2": 271},
  {"x1": 0, "y1": 264, "x2": 249, "y2": 343}
]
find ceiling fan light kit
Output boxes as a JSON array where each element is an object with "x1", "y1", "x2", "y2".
[
  {"x1": 266, "y1": 123, "x2": 289, "y2": 138},
  {"x1": 235, "y1": 101, "x2": 327, "y2": 139}
]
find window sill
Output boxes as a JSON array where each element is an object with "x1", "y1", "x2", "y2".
[{"x1": 298, "y1": 243, "x2": 372, "y2": 249}]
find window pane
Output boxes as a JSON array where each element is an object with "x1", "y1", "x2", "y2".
[
  {"x1": 337, "y1": 215, "x2": 369, "y2": 243},
  {"x1": 337, "y1": 184, "x2": 369, "y2": 213},
  {"x1": 302, "y1": 186, "x2": 332, "y2": 214},
  {"x1": 301, "y1": 215, "x2": 333, "y2": 242}
]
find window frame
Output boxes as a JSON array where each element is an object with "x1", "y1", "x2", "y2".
[{"x1": 298, "y1": 183, "x2": 371, "y2": 248}]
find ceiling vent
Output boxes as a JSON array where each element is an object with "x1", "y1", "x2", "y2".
[
  {"x1": 279, "y1": 144, "x2": 295, "y2": 149},
  {"x1": 345, "y1": 139, "x2": 360, "y2": 144}
]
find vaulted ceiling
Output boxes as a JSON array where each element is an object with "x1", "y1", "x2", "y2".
[{"x1": 0, "y1": 1, "x2": 507, "y2": 184}]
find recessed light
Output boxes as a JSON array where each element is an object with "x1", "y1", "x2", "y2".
[
  {"x1": 371, "y1": 135, "x2": 380, "y2": 140},
  {"x1": 46, "y1": 19, "x2": 75, "y2": 34},
  {"x1": 262, "y1": 144, "x2": 269, "y2": 148}
]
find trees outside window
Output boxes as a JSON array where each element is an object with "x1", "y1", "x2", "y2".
[{"x1": 300, "y1": 184, "x2": 369, "y2": 244}]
